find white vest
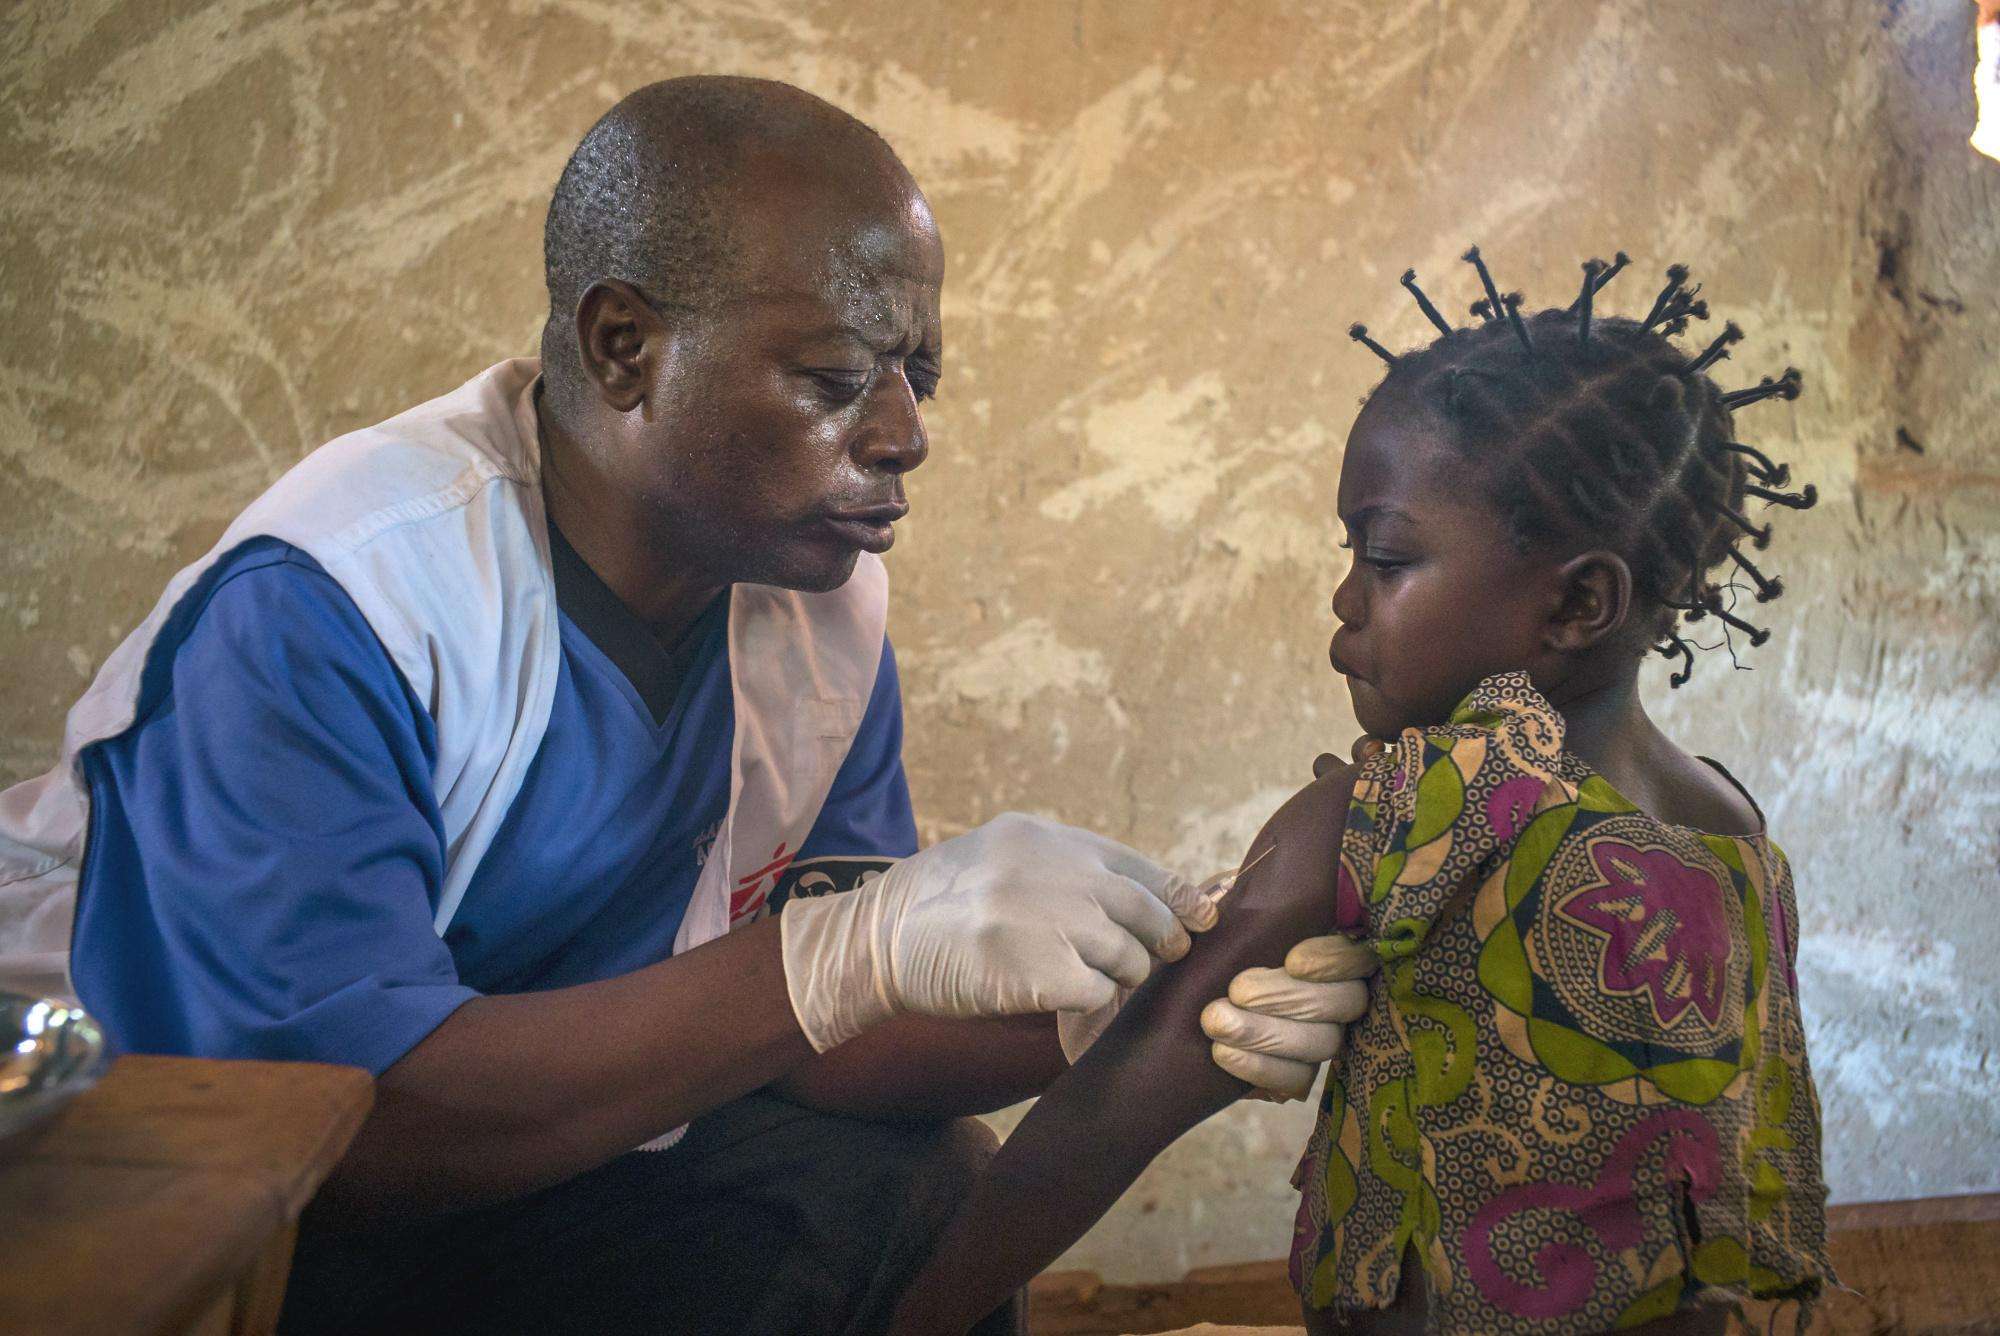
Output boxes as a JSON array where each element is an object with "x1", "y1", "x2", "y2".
[{"x1": 0, "y1": 359, "x2": 887, "y2": 1006}]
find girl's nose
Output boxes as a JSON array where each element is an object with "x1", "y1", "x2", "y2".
[{"x1": 1330, "y1": 565, "x2": 1364, "y2": 626}]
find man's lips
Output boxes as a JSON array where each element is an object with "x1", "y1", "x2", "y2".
[{"x1": 823, "y1": 502, "x2": 908, "y2": 553}]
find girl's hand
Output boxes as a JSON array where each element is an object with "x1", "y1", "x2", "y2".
[{"x1": 1314, "y1": 733, "x2": 1387, "y2": 778}]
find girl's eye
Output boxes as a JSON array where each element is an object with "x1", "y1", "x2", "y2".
[{"x1": 1339, "y1": 540, "x2": 1407, "y2": 572}]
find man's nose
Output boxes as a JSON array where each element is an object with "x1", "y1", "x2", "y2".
[{"x1": 853, "y1": 371, "x2": 929, "y2": 474}]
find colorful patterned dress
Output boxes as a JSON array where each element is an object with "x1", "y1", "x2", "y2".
[{"x1": 1290, "y1": 673, "x2": 1831, "y2": 1332}]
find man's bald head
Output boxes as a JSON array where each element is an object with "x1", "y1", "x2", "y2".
[{"x1": 539, "y1": 76, "x2": 918, "y2": 416}]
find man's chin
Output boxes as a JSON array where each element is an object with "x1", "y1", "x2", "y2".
[{"x1": 751, "y1": 545, "x2": 862, "y2": 594}]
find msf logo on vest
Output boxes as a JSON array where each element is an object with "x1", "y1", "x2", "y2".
[{"x1": 698, "y1": 820, "x2": 893, "y2": 927}]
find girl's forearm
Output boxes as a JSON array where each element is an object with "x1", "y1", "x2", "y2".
[
  {"x1": 887, "y1": 957, "x2": 1247, "y2": 1333},
  {"x1": 888, "y1": 767, "x2": 1355, "y2": 1335}
]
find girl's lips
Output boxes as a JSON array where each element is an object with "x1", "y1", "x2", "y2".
[{"x1": 1328, "y1": 642, "x2": 1364, "y2": 681}]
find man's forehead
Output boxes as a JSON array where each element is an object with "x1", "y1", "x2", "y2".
[
  {"x1": 723, "y1": 281, "x2": 938, "y2": 347},
  {"x1": 737, "y1": 204, "x2": 939, "y2": 284},
  {"x1": 723, "y1": 221, "x2": 942, "y2": 341},
  {"x1": 698, "y1": 142, "x2": 942, "y2": 339},
  {"x1": 723, "y1": 142, "x2": 938, "y2": 259}
]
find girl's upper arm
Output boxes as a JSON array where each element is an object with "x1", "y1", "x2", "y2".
[{"x1": 1145, "y1": 761, "x2": 1359, "y2": 1021}]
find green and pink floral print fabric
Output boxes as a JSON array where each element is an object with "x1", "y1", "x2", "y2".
[{"x1": 1291, "y1": 673, "x2": 1831, "y2": 1332}]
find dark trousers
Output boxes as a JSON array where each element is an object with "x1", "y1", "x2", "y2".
[{"x1": 280, "y1": 1092, "x2": 1024, "y2": 1336}]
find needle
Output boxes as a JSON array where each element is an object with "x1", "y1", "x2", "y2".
[{"x1": 1200, "y1": 844, "x2": 1280, "y2": 908}]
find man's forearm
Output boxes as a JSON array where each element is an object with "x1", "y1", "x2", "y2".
[
  {"x1": 772, "y1": 1012, "x2": 1066, "y2": 1118},
  {"x1": 320, "y1": 915, "x2": 813, "y2": 1218}
]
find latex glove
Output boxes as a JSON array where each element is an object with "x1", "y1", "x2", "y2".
[
  {"x1": 1057, "y1": 988, "x2": 1129, "y2": 1064},
  {"x1": 1202, "y1": 934, "x2": 1378, "y2": 1100},
  {"x1": 1056, "y1": 864, "x2": 1236, "y2": 1062},
  {"x1": 781, "y1": 812, "x2": 1219, "y2": 1052}
]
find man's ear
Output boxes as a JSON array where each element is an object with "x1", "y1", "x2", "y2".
[
  {"x1": 574, "y1": 280, "x2": 663, "y2": 414},
  {"x1": 1545, "y1": 550, "x2": 1632, "y2": 653}
]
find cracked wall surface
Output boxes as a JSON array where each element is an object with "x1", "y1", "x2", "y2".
[{"x1": 3, "y1": 0, "x2": 1995, "y2": 1283}]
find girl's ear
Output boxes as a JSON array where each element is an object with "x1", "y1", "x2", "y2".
[{"x1": 1545, "y1": 550, "x2": 1632, "y2": 653}]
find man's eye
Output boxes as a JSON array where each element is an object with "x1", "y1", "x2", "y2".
[
  {"x1": 908, "y1": 367, "x2": 941, "y2": 402},
  {"x1": 807, "y1": 369, "x2": 869, "y2": 401}
]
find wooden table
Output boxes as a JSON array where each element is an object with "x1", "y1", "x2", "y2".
[{"x1": 0, "y1": 1055, "x2": 374, "y2": 1336}]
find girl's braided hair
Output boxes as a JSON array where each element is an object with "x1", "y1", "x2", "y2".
[{"x1": 1347, "y1": 249, "x2": 1817, "y2": 688}]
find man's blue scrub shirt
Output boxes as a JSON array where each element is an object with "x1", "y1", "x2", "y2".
[{"x1": 70, "y1": 531, "x2": 917, "y2": 1073}]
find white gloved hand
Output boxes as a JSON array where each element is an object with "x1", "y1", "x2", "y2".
[
  {"x1": 1202, "y1": 934, "x2": 1378, "y2": 1100},
  {"x1": 781, "y1": 812, "x2": 1219, "y2": 1052},
  {"x1": 1057, "y1": 865, "x2": 1234, "y2": 1063},
  {"x1": 1056, "y1": 985, "x2": 1131, "y2": 1064}
]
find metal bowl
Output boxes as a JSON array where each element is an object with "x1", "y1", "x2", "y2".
[{"x1": 0, "y1": 991, "x2": 107, "y2": 1150}]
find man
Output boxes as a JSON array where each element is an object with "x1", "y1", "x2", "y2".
[{"x1": 0, "y1": 78, "x2": 1363, "y2": 1334}]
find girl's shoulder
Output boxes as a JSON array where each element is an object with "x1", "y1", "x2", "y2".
[
  {"x1": 1352, "y1": 671, "x2": 1779, "y2": 857},
  {"x1": 1348, "y1": 672, "x2": 1579, "y2": 851},
  {"x1": 1335, "y1": 672, "x2": 1579, "y2": 935},
  {"x1": 1334, "y1": 672, "x2": 1792, "y2": 943}
]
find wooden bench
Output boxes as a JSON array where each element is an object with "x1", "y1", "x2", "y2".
[{"x1": 1030, "y1": 1192, "x2": 2000, "y2": 1334}]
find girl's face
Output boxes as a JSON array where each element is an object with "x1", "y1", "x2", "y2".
[{"x1": 1329, "y1": 385, "x2": 1562, "y2": 738}]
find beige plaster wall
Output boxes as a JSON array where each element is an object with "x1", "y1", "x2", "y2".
[{"x1": 3, "y1": 0, "x2": 1995, "y2": 1283}]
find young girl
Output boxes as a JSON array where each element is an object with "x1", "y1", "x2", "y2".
[{"x1": 884, "y1": 249, "x2": 1832, "y2": 1336}]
